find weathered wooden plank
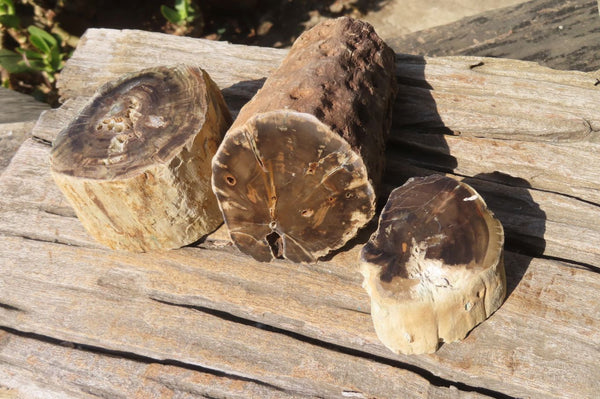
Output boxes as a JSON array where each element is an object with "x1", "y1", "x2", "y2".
[
  {"x1": 56, "y1": 29, "x2": 284, "y2": 102},
  {"x1": 1, "y1": 141, "x2": 599, "y2": 398},
  {"x1": 3, "y1": 27, "x2": 600, "y2": 398},
  {"x1": 0, "y1": 88, "x2": 49, "y2": 172},
  {"x1": 52, "y1": 29, "x2": 600, "y2": 205},
  {"x1": 0, "y1": 237, "x2": 488, "y2": 399},
  {"x1": 58, "y1": 29, "x2": 600, "y2": 142},
  {"x1": 388, "y1": 0, "x2": 600, "y2": 72},
  {"x1": 0, "y1": 330, "x2": 300, "y2": 399},
  {"x1": 391, "y1": 55, "x2": 600, "y2": 141},
  {"x1": 0, "y1": 122, "x2": 35, "y2": 173},
  {"x1": 23, "y1": 85, "x2": 600, "y2": 267},
  {"x1": 0, "y1": 88, "x2": 49, "y2": 124}
]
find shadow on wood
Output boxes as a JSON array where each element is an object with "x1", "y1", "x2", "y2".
[
  {"x1": 464, "y1": 173, "x2": 546, "y2": 299},
  {"x1": 384, "y1": 55, "x2": 548, "y2": 300},
  {"x1": 384, "y1": 55, "x2": 457, "y2": 197},
  {"x1": 221, "y1": 78, "x2": 266, "y2": 120}
]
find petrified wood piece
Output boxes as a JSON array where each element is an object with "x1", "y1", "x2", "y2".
[
  {"x1": 51, "y1": 65, "x2": 231, "y2": 251},
  {"x1": 211, "y1": 17, "x2": 397, "y2": 263},
  {"x1": 360, "y1": 175, "x2": 506, "y2": 354}
]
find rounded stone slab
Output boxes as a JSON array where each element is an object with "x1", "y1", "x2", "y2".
[
  {"x1": 51, "y1": 65, "x2": 232, "y2": 251},
  {"x1": 212, "y1": 111, "x2": 375, "y2": 263},
  {"x1": 360, "y1": 175, "x2": 506, "y2": 355}
]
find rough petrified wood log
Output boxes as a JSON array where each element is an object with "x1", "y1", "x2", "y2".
[
  {"x1": 51, "y1": 65, "x2": 231, "y2": 251},
  {"x1": 211, "y1": 17, "x2": 397, "y2": 263},
  {"x1": 361, "y1": 175, "x2": 506, "y2": 354}
]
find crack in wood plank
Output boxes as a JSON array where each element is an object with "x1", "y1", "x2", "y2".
[{"x1": 0, "y1": 327, "x2": 305, "y2": 399}]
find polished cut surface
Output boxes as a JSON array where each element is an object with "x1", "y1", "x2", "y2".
[{"x1": 213, "y1": 111, "x2": 374, "y2": 263}]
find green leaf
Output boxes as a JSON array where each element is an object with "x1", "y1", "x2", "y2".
[
  {"x1": 174, "y1": 0, "x2": 188, "y2": 18},
  {"x1": 28, "y1": 26, "x2": 57, "y2": 55},
  {"x1": 49, "y1": 45, "x2": 64, "y2": 71},
  {"x1": 0, "y1": 0, "x2": 16, "y2": 16},
  {"x1": 0, "y1": 14, "x2": 19, "y2": 28},
  {"x1": 16, "y1": 48, "x2": 43, "y2": 60},
  {"x1": 160, "y1": 5, "x2": 182, "y2": 24},
  {"x1": 0, "y1": 49, "x2": 35, "y2": 74},
  {"x1": 14, "y1": 48, "x2": 46, "y2": 71}
]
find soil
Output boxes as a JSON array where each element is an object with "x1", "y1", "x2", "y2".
[
  {"x1": 56, "y1": 0, "x2": 386, "y2": 48},
  {"x1": 2, "y1": 0, "x2": 387, "y2": 105}
]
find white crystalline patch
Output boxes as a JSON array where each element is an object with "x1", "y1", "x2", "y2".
[
  {"x1": 108, "y1": 134, "x2": 127, "y2": 154},
  {"x1": 405, "y1": 238, "x2": 456, "y2": 296},
  {"x1": 146, "y1": 115, "x2": 166, "y2": 128},
  {"x1": 463, "y1": 194, "x2": 478, "y2": 202}
]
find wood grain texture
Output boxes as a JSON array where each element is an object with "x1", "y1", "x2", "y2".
[
  {"x1": 0, "y1": 88, "x2": 49, "y2": 173},
  {"x1": 212, "y1": 18, "x2": 397, "y2": 263},
  {"x1": 56, "y1": 29, "x2": 286, "y2": 103},
  {"x1": 0, "y1": 330, "x2": 300, "y2": 399},
  {"x1": 0, "y1": 88, "x2": 49, "y2": 124},
  {"x1": 0, "y1": 237, "x2": 486, "y2": 399},
  {"x1": 389, "y1": 0, "x2": 600, "y2": 72},
  {"x1": 1, "y1": 28, "x2": 599, "y2": 398},
  {"x1": 1, "y1": 139, "x2": 599, "y2": 398},
  {"x1": 45, "y1": 29, "x2": 600, "y2": 265},
  {"x1": 50, "y1": 66, "x2": 231, "y2": 252},
  {"x1": 0, "y1": 122, "x2": 34, "y2": 173}
]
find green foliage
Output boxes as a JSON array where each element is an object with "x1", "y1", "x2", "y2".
[
  {"x1": 0, "y1": 26, "x2": 65, "y2": 82},
  {"x1": 0, "y1": 48, "x2": 31, "y2": 74},
  {"x1": 23, "y1": 26, "x2": 65, "y2": 77},
  {"x1": 0, "y1": 0, "x2": 20, "y2": 29},
  {"x1": 161, "y1": 0, "x2": 197, "y2": 26}
]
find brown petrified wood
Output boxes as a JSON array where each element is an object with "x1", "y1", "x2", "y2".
[
  {"x1": 360, "y1": 175, "x2": 506, "y2": 355},
  {"x1": 211, "y1": 17, "x2": 397, "y2": 263},
  {"x1": 51, "y1": 65, "x2": 231, "y2": 251}
]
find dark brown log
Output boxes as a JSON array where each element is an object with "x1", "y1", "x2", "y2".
[
  {"x1": 361, "y1": 175, "x2": 505, "y2": 354},
  {"x1": 51, "y1": 65, "x2": 232, "y2": 251},
  {"x1": 211, "y1": 17, "x2": 397, "y2": 263}
]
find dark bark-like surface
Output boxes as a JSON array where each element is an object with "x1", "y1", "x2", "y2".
[
  {"x1": 212, "y1": 17, "x2": 397, "y2": 262},
  {"x1": 228, "y1": 17, "x2": 397, "y2": 187},
  {"x1": 389, "y1": 0, "x2": 600, "y2": 72}
]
